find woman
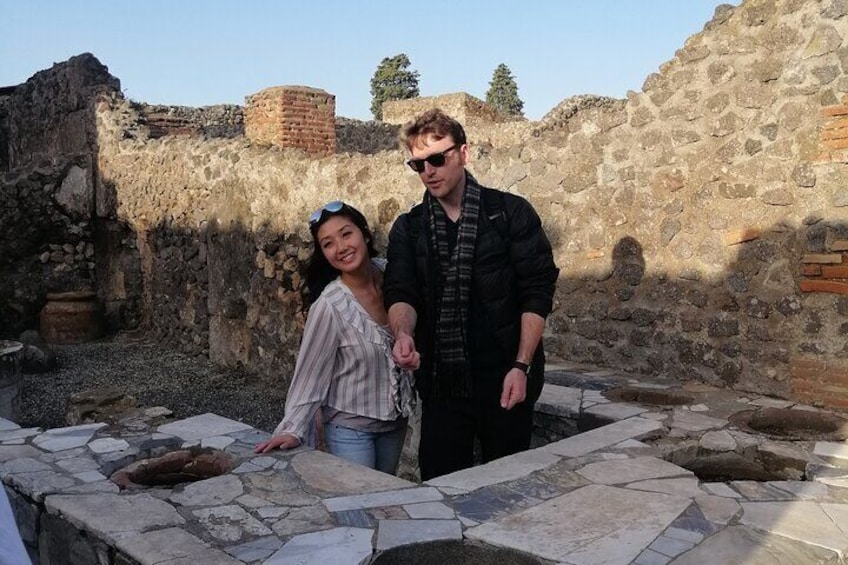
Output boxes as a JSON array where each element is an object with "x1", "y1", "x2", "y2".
[{"x1": 255, "y1": 201, "x2": 415, "y2": 475}]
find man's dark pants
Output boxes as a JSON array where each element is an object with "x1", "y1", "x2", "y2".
[{"x1": 418, "y1": 374, "x2": 534, "y2": 481}]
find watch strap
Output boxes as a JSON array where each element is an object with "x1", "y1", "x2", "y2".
[{"x1": 513, "y1": 361, "x2": 530, "y2": 373}]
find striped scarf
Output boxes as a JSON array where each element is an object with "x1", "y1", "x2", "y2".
[{"x1": 426, "y1": 176, "x2": 481, "y2": 399}]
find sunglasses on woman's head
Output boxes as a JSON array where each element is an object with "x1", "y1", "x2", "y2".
[
  {"x1": 405, "y1": 144, "x2": 458, "y2": 173},
  {"x1": 309, "y1": 200, "x2": 345, "y2": 225}
]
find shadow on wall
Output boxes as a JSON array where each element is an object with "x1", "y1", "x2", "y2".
[
  {"x1": 546, "y1": 218, "x2": 848, "y2": 410},
  {"x1": 92, "y1": 199, "x2": 315, "y2": 389}
]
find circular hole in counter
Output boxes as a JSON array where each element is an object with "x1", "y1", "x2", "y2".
[
  {"x1": 370, "y1": 540, "x2": 542, "y2": 565},
  {"x1": 602, "y1": 387, "x2": 694, "y2": 406},
  {"x1": 109, "y1": 446, "x2": 235, "y2": 490}
]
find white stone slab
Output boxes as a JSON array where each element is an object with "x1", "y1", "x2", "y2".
[
  {"x1": 425, "y1": 448, "x2": 559, "y2": 492},
  {"x1": 257, "y1": 506, "x2": 288, "y2": 519},
  {"x1": 818, "y1": 476, "x2": 848, "y2": 489},
  {"x1": 626, "y1": 477, "x2": 704, "y2": 498},
  {"x1": 0, "y1": 428, "x2": 41, "y2": 442},
  {"x1": 45, "y1": 494, "x2": 185, "y2": 545},
  {"x1": 376, "y1": 519, "x2": 462, "y2": 550},
  {"x1": 689, "y1": 404, "x2": 709, "y2": 412},
  {"x1": 577, "y1": 457, "x2": 692, "y2": 485},
  {"x1": 695, "y1": 496, "x2": 742, "y2": 524},
  {"x1": 1, "y1": 439, "x2": 23, "y2": 445},
  {"x1": 699, "y1": 430, "x2": 736, "y2": 452},
  {"x1": 87, "y1": 438, "x2": 130, "y2": 454},
  {"x1": 649, "y1": 534, "x2": 695, "y2": 557},
  {"x1": 265, "y1": 527, "x2": 373, "y2": 565},
  {"x1": 741, "y1": 501, "x2": 848, "y2": 556},
  {"x1": 770, "y1": 481, "x2": 831, "y2": 501},
  {"x1": 543, "y1": 417, "x2": 664, "y2": 458},
  {"x1": 73, "y1": 470, "x2": 107, "y2": 484},
  {"x1": 201, "y1": 436, "x2": 235, "y2": 450},
  {"x1": 669, "y1": 410, "x2": 727, "y2": 433},
  {"x1": 116, "y1": 527, "x2": 241, "y2": 565},
  {"x1": 535, "y1": 383, "x2": 582, "y2": 417},
  {"x1": 585, "y1": 402, "x2": 649, "y2": 421},
  {"x1": 323, "y1": 486, "x2": 442, "y2": 512},
  {"x1": 670, "y1": 526, "x2": 838, "y2": 565},
  {"x1": 615, "y1": 439, "x2": 650, "y2": 449},
  {"x1": 0, "y1": 417, "x2": 19, "y2": 431},
  {"x1": 466, "y1": 484, "x2": 691, "y2": 564},
  {"x1": 157, "y1": 413, "x2": 251, "y2": 441},
  {"x1": 583, "y1": 390, "x2": 610, "y2": 404},
  {"x1": 1, "y1": 457, "x2": 51, "y2": 475},
  {"x1": 665, "y1": 526, "x2": 704, "y2": 544},
  {"x1": 702, "y1": 482, "x2": 742, "y2": 498},
  {"x1": 822, "y1": 503, "x2": 848, "y2": 537},
  {"x1": 168, "y1": 474, "x2": 244, "y2": 507},
  {"x1": 32, "y1": 423, "x2": 106, "y2": 452},
  {"x1": 235, "y1": 494, "x2": 273, "y2": 509},
  {"x1": 193, "y1": 504, "x2": 272, "y2": 542},
  {"x1": 249, "y1": 456, "x2": 278, "y2": 469},
  {"x1": 815, "y1": 441, "x2": 848, "y2": 462},
  {"x1": 403, "y1": 502, "x2": 455, "y2": 519},
  {"x1": 634, "y1": 548, "x2": 671, "y2": 564},
  {"x1": 225, "y1": 535, "x2": 282, "y2": 563},
  {"x1": 232, "y1": 462, "x2": 263, "y2": 474},
  {"x1": 55, "y1": 457, "x2": 100, "y2": 473}
]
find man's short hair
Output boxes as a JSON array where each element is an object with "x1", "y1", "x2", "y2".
[{"x1": 399, "y1": 108, "x2": 467, "y2": 150}]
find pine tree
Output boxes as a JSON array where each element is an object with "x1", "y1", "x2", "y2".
[
  {"x1": 485, "y1": 63, "x2": 524, "y2": 118},
  {"x1": 369, "y1": 54, "x2": 420, "y2": 121}
]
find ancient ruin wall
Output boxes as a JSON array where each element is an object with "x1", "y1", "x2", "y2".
[
  {"x1": 0, "y1": 54, "x2": 121, "y2": 335},
  {"x1": 514, "y1": 0, "x2": 848, "y2": 406},
  {"x1": 3, "y1": 0, "x2": 848, "y2": 408}
]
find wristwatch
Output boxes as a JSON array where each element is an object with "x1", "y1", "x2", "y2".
[{"x1": 513, "y1": 361, "x2": 530, "y2": 374}]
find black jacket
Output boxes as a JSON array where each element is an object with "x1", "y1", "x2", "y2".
[{"x1": 384, "y1": 178, "x2": 559, "y2": 402}]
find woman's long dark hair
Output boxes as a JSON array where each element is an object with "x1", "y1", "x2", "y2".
[{"x1": 306, "y1": 203, "x2": 378, "y2": 304}]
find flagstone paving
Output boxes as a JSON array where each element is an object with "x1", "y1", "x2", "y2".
[{"x1": 2, "y1": 363, "x2": 848, "y2": 564}]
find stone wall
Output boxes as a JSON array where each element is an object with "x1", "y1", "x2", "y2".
[
  {"x1": 383, "y1": 92, "x2": 518, "y2": 126},
  {"x1": 2, "y1": 0, "x2": 848, "y2": 408},
  {"x1": 135, "y1": 103, "x2": 244, "y2": 139},
  {"x1": 0, "y1": 54, "x2": 120, "y2": 336}
]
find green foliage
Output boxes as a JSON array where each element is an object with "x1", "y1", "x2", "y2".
[
  {"x1": 370, "y1": 54, "x2": 420, "y2": 121},
  {"x1": 485, "y1": 63, "x2": 524, "y2": 117}
]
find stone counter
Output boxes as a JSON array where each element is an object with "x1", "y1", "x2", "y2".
[{"x1": 3, "y1": 365, "x2": 848, "y2": 564}]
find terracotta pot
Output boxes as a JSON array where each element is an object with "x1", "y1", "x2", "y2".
[{"x1": 40, "y1": 290, "x2": 104, "y2": 344}]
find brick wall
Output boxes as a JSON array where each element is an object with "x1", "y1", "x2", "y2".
[
  {"x1": 244, "y1": 86, "x2": 336, "y2": 156},
  {"x1": 790, "y1": 356, "x2": 848, "y2": 410}
]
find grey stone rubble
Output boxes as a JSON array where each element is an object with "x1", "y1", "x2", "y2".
[{"x1": 0, "y1": 363, "x2": 846, "y2": 564}]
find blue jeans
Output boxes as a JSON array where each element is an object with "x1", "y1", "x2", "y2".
[{"x1": 324, "y1": 423, "x2": 407, "y2": 475}]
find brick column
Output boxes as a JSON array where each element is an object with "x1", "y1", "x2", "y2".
[{"x1": 244, "y1": 86, "x2": 336, "y2": 156}]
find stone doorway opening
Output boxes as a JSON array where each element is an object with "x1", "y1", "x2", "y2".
[{"x1": 109, "y1": 446, "x2": 235, "y2": 490}]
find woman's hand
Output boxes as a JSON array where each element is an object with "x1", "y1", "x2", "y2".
[
  {"x1": 393, "y1": 333, "x2": 421, "y2": 370},
  {"x1": 254, "y1": 433, "x2": 301, "y2": 453}
]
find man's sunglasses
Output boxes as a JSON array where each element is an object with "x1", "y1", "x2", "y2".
[
  {"x1": 405, "y1": 144, "x2": 458, "y2": 173},
  {"x1": 309, "y1": 200, "x2": 345, "y2": 225}
]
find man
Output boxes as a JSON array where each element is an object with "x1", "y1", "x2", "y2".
[{"x1": 384, "y1": 109, "x2": 559, "y2": 480}]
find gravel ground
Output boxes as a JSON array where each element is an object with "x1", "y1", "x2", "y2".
[{"x1": 18, "y1": 332, "x2": 287, "y2": 432}]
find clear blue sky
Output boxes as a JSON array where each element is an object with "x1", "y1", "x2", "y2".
[{"x1": 1, "y1": 1, "x2": 737, "y2": 121}]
